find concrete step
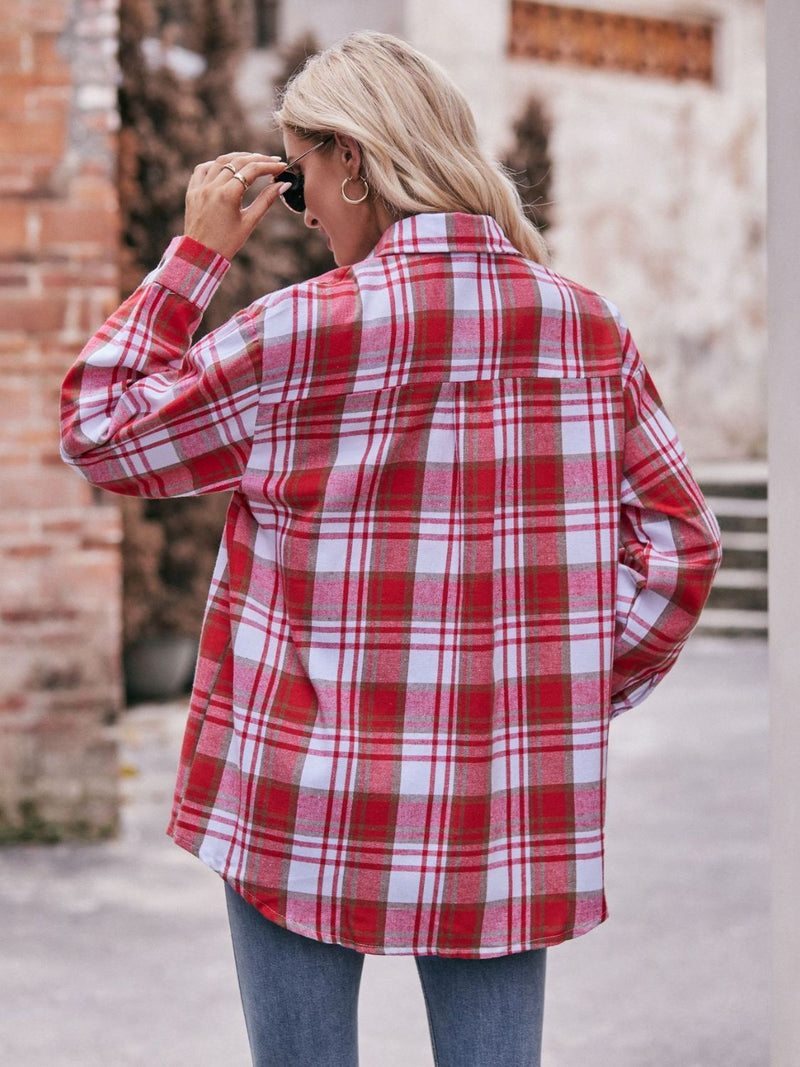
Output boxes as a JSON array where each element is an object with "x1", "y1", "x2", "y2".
[
  {"x1": 721, "y1": 530, "x2": 769, "y2": 553},
  {"x1": 718, "y1": 532, "x2": 767, "y2": 571},
  {"x1": 713, "y1": 568, "x2": 768, "y2": 590},
  {"x1": 696, "y1": 607, "x2": 768, "y2": 636},
  {"x1": 714, "y1": 514, "x2": 768, "y2": 535},
  {"x1": 706, "y1": 584, "x2": 767, "y2": 613},
  {"x1": 706, "y1": 495, "x2": 768, "y2": 520},
  {"x1": 693, "y1": 460, "x2": 768, "y2": 496},
  {"x1": 695, "y1": 463, "x2": 768, "y2": 634}
]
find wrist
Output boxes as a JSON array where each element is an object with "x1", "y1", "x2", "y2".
[
  {"x1": 182, "y1": 232, "x2": 234, "y2": 263},
  {"x1": 153, "y1": 236, "x2": 231, "y2": 311}
]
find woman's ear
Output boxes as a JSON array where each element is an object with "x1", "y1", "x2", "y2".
[{"x1": 333, "y1": 132, "x2": 362, "y2": 176}]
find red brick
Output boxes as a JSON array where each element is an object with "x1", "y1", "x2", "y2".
[
  {"x1": 0, "y1": 159, "x2": 56, "y2": 196},
  {"x1": 0, "y1": 84, "x2": 30, "y2": 116},
  {"x1": 0, "y1": 452, "x2": 34, "y2": 469},
  {"x1": 39, "y1": 417, "x2": 66, "y2": 455},
  {"x1": 0, "y1": 266, "x2": 29, "y2": 287},
  {"x1": 41, "y1": 517, "x2": 83, "y2": 537},
  {"x1": 7, "y1": 542, "x2": 53, "y2": 559},
  {"x1": 1, "y1": 588, "x2": 81, "y2": 624},
  {"x1": 0, "y1": 695, "x2": 27, "y2": 713},
  {"x1": 0, "y1": 73, "x2": 70, "y2": 115},
  {"x1": 28, "y1": 85, "x2": 72, "y2": 120},
  {"x1": 0, "y1": 0, "x2": 24, "y2": 21},
  {"x1": 71, "y1": 174, "x2": 119, "y2": 210},
  {"x1": 0, "y1": 295, "x2": 68, "y2": 332},
  {"x1": 0, "y1": 201, "x2": 29, "y2": 255},
  {"x1": 0, "y1": 383, "x2": 32, "y2": 422},
  {"x1": 25, "y1": 0, "x2": 70, "y2": 32},
  {"x1": 16, "y1": 428, "x2": 62, "y2": 462},
  {"x1": 31, "y1": 34, "x2": 70, "y2": 83},
  {"x1": 31, "y1": 348, "x2": 82, "y2": 378},
  {"x1": 0, "y1": 116, "x2": 67, "y2": 158},
  {"x1": 81, "y1": 506, "x2": 122, "y2": 548},
  {"x1": 0, "y1": 330, "x2": 29, "y2": 349},
  {"x1": 0, "y1": 87, "x2": 67, "y2": 124},
  {"x1": 0, "y1": 32, "x2": 24, "y2": 73},
  {"x1": 0, "y1": 467, "x2": 89, "y2": 510},
  {"x1": 0, "y1": 355, "x2": 42, "y2": 380},
  {"x1": 0, "y1": 355, "x2": 37, "y2": 379},
  {"x1": 39, "y1": 202, "x2": 119, "y2": 248},
  {"x1": 0, "y1": 511, "x2": 35, "y2": 535},
  {"x1": 40, "y1": 266, "x2": 119, "y2": 288}
]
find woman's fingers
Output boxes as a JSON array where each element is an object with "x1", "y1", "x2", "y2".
[
  {"x1": 189, "y1": 153, "x2": 286, "y2": 192},
  {"x1": 210, "y1": 153, "x2": 286, "y2": 186},
  {"x1": 184, "y1": 152, "x2": 291, "y2": 260},
  {"x1": 217, "y1": 157, "x2": 289, "y2": 193},
  {"x1": 187, "y1": 159, "x2": 218, "y2": 190},
  {"x1": 214, "y1": 151, "x2": 282, "y2": 166}
]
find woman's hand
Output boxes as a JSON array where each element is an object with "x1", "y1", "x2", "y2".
[{"x1": 183, "y1": 152, "x2": 291, "y2": 261}]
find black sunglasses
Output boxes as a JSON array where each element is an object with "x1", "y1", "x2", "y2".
[{"x1": 279, "y1": 138, "x2": 332, "y2": 213}]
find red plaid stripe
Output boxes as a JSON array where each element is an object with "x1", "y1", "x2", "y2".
[{"x1": 61, "y1": 212, "x2": 721, "y2": 957}]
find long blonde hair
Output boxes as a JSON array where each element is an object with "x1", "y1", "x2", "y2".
[{"x1": 274, "y1": 32, "x2": 549, "y2": 265}]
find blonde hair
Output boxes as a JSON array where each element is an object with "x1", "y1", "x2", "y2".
[{"x1": 274, "y1": 32, "x2": 549, "y2": 265}]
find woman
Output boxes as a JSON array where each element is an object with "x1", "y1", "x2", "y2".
[{"x1": 60, "y1": 31, "x2": 722, "y2": 1067}]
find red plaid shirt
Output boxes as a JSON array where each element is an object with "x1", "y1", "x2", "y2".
[{"x1": 61, "y1": 213, "x2": 721, "y2": 957}]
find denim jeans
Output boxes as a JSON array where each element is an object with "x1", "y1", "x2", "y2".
[{"x1": 224, "y1": 881, "x2": 547, "y2": 1067}]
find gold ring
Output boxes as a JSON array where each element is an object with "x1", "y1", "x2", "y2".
[
  {"x1": 221, "y1": 162, "x2": 237, "y2": 174},
  {"x1": 232, "y1": 171, "x2": 249, "y2": 190}
]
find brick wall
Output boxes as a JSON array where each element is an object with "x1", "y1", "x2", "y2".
[{"x1": 0, "y1": 0, "x2": 122, "y2": 841}]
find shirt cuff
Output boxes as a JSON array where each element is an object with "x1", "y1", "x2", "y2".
[{"x1": 146, "y1": 235, "x2": 231, "y2": 313}]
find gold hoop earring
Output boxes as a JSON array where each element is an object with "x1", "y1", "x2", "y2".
[{"x1": 341, "y1": 176, "x2": 369, "y2": 204}]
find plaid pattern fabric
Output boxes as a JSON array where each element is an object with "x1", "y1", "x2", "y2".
[{"x1": 61, "y1": 213, "x2": 722, "y2": 957}]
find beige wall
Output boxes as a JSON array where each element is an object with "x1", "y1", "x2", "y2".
[
  {"x1": 767, "y1": 0, "x2": 800, "y2": 1059},
  {"x1": 408, "y1": 0, "x2": 767, "y2": 462},
  {"x1": 279, "y1": 0, "x2": 402, "y2": 48}
]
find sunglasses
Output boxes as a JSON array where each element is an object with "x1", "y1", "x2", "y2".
[{"x1": 279, "y1": 138, "x2": 332, "y2": 213}]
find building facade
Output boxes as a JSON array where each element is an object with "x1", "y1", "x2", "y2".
[
  {"x1": 0, "y1": 0, "x2": 766, "y2": 839},
  {"x1": 242, "y1": 0, "x2": 766, "y2": 461}
]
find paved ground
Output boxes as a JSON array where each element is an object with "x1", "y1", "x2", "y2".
[{"x1": 2, "y1": 635, "x2": 768, "y2": 1066}]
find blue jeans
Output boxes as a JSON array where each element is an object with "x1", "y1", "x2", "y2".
[{"x1": 224, "y1": 882, "x2": 546, "y2": 1066}]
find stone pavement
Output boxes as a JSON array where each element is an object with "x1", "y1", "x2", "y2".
[{"x1": 1, "y1": 635, "x2": 768, "y2": 1066}]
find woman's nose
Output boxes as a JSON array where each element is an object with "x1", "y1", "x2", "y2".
[{"x1": 304, "y1": 209, "x2": 319, "y2": 229}]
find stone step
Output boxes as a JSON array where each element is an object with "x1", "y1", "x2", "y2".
[
  {"x1": 720, "y1": 530, "x2": 769, "y2": 553},
  {"x1": 705, "y1": 582, "x2": 768, "y2": 613},
  {"x1": 694, "y1": 463, "x2": 768, "y2": 633},
  {"x1": 713, "y1": 568, "x2": 768, "y2": 589},
  {"x1": 692, "y1": 460, "x2": 768, "y2": 482},
  {"x1": 696, "y1": 607, "x2": 768, "y2": 636},
  {"x1": 719, "y1": 531, "x2": 767, "y2": 571},
  {"x1": 705, "y1": 495, "x2": 769, "y2": 520},
  {"x1": 693, "y1": 461, "x2": 768, "y2": 498}
]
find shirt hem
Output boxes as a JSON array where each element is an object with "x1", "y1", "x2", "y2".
[{"x1": 168, "y1": 823, "x2": 610, "y2": 959}]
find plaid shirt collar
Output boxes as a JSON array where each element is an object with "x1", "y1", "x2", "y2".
[{"x1": 367, "y1": 211, "x2": 522, "y2": 261}]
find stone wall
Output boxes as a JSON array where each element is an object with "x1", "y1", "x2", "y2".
[{"x1": 0, "y1": 0, "x2": 122, "y2": 841}]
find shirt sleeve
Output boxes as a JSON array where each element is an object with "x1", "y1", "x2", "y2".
[
  {"x1": 611, "y1": 325, "x2": 723, "y2": 717},
  {"x1": 59, "y1": 236, "x2": 263, "y2": 497}
]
